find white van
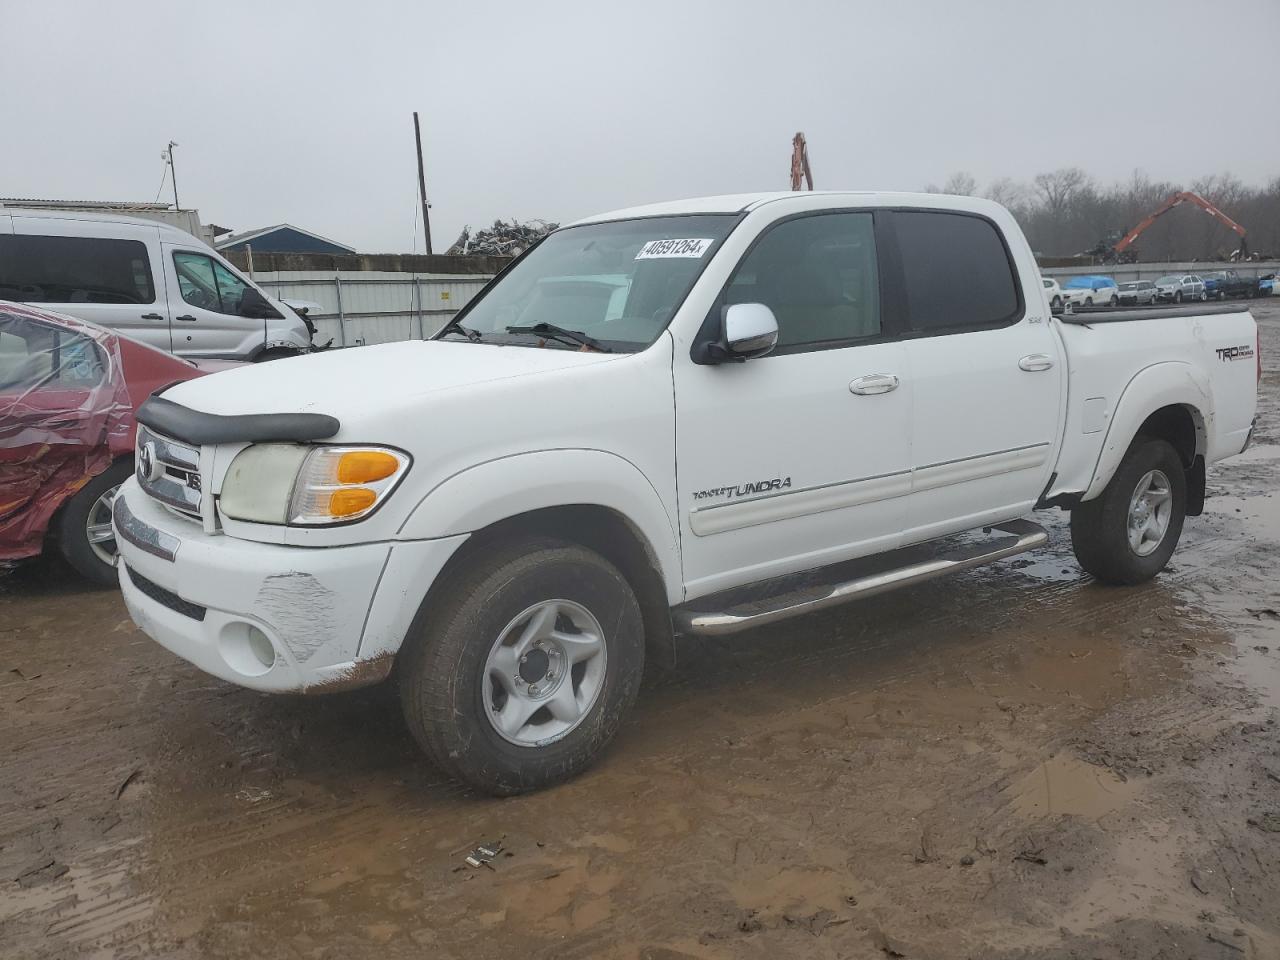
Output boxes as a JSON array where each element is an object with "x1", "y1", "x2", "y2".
[{"x1": 0, "y1": 208, "x2": 313, "y2": 360}]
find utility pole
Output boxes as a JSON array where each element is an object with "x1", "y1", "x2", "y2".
[
  {"x1": 413, "y1": 112, "x2": 432, "y2": 255},
  {"x1": 165, "y1": 141, "x2": 181, "y2": 209}
]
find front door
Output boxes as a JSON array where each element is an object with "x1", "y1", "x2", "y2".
[
  {"x1": 163, "y1": 245, "x2": 262, "y2": 357},
  {"x1": 674, "y1": 211, "x2": 913, "y2": 600},
  {"x1": 886, "y1": 209, "x2": 1063, "y2": 543}
]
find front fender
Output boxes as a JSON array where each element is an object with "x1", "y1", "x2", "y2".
[
  {"x1": 1083, "y1": 361, "x2": 1210, "y2": 500},
  {"x1": 397, "y1": 449, "x2": 682, "y2": 603}
]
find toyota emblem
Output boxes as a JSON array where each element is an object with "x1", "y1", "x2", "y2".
[{"x1": 138, "y1": 441, "x2": 163, "y2": 482}]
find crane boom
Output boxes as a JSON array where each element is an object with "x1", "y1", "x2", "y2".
[
  {"x1": 1114, "y1": 191, "x2": 1248, "y2": 256},
  {"x1": 790, "y1": 132, "x2": 813, "y2": 191}
]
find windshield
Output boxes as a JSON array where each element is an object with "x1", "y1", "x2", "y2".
[
  {"x1": 1156, "y1": 276, "x2": 1179, "y2": 285},
  {"x1": 445, "y1": 215, "x2": 739, "y2": 351},
  {"x1": 1119, "y1": 282, "x2": 1137, "y2": 290}
]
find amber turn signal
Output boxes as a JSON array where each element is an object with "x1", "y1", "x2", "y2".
[
  {"x1": 337, "y1": 450, "x2": 400, "y2": 485},
  {"x1": 329, "y1": 487, "x2": 378, "y2": 516}
]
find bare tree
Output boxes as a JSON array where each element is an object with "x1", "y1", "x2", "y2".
[
  {"x1": 1033, "y1": 167, "x2": 1090, "y2": 216},
  {"x1": 985, "y1": 177, "x2": 1029, "y2": 211},
  {"x1": 942, "y1": 171, "x2": 977, "y2": 196}
]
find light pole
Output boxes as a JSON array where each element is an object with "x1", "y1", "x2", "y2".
[{"x1": 165, "y1": 141, "x2": 181, "y2": 210}]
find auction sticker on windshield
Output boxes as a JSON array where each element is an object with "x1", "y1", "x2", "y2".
[{"x1": 635, "y1": 238, "x2": 714, "y2": 259}]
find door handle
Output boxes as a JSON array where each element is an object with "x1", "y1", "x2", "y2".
[
  {"x1": 176, "y1": 314, "x2": 197, "y2": 322},
  {"x1": 849, "y1": 374, "x2": 900, "y2": 395},
  {"x1": 1019, "y1": 354, "x2": 1054, "y2": 372},
  {"x1": 140, "y1": 312, "x2": 164, "y2": 321}
]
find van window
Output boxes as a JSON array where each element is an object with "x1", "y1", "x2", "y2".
[
  {"x1": 891, "y1": 211, "x2": 1021, "y2": 333},
  {"x1": 173, "y1": 252, "x2": 252, "y2": 316},
  {"x1": 0, "y1": 235, "x2": 155, "y2": 305},
  {"x1": 724, "y1": 212, "x2": 881, "y2": 351}
]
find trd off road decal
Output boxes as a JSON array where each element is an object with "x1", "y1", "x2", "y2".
[
  {"x1": 635, "y1": 238, "x2": 714, "y2": 260},
  {"x1": 1215, "y1": 344, "x2": 1256, "y2": 362},
  {"x1": 692, "y1": 477, "x2": 792, "y2": 503}
]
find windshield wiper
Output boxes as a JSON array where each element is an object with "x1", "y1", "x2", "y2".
[
  {"x1": 505, "y1": 322, "x2": 613, "y2": 353},
  {"x1": 437, "y1": 317, "x2": 485, "y2": 342}
]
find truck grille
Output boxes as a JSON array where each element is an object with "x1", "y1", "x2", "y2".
[{"x1": 136, "y1": 425, "x2": 203, "y2": 521}]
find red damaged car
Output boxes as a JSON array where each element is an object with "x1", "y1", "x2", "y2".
[{"x1": 1, "y1": 302, "x2": 232, "y2": 584}]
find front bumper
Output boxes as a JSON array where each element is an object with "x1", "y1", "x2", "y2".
[{"x1": 113, "y1": 479, "x2": 467, "y2": 693}]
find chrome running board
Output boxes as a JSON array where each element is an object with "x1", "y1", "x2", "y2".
[{"x1": 673, "y1": 520, "x2": 1048, "y2": 637}]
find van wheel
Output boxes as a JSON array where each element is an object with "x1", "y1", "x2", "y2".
[
  {"x1": 399, "y1": 537, "x2": 645, "y2": 795},
  {"x1": 57, "y1": 459, "x2": 132, "y2": 586},
  {"x1": 1070, "y1": 438, "x2": 1186, "y2": 585}
]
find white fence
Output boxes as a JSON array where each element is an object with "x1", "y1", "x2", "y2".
[
  {"x1": 252, "y1": 271, "x2": 494, "y2": 347},
  {"x1": 1044, "y1": 260, "x2": 1280, "y2": 283}
]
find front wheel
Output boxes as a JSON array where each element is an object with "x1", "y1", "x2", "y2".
[
  {"x1": 398, "y1": 537, "x2": 645, "y2": 795},
  {"x1": 1051, "y1": 295, "x2": 1062, "y2": 310},
  {"x1": 1109, "y1": 295, "x2": 1119, "y2": 306},
  {"x1": 1070, "y1": 438, "x2": 1186, "y2": 585},
  {"x1": 1085, "y1": 297, "x2": 1094, "y2": 307},
  {"x1": 1174, "y1": 290, "x2": 1183, "y2": 303},
  {"x1": 56, "y1": 459, "x2": 132, "y2": 586}
]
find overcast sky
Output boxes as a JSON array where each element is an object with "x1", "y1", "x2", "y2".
[{"x1": 3, "y1": 0, "x2": 1278, "y2": 252}]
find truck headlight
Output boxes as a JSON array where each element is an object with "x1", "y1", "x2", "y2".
[{"x1": 220, "y1": 444, "x2": 411, "y2": 525}]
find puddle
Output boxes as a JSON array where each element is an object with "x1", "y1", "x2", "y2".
[{"x1": 1004, "y1": 754, "x2": 1142, "y2": 820}]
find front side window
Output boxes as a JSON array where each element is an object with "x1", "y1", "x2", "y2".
[
  {"x1": 174, "y1": 252, "x2": 253, "y2": 315},
  {"x1": 724, "y1": 212, "x2": 880, "y2": 350},
  {"x1": 445, "y1": 215, "x2": 738, "y2": 352},
  {"x1": 892, "y1": 211, "x2": 1020, "y2": 332},
  {"x1": 0, "y1": 235, "x2": 154, "y2": 305}
]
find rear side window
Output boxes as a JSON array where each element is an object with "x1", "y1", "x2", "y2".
[
  {"x1": 0, "y1": 313, "x2": 105, "y2": 391},
  {"x1": 891, "y1": 211, "x2": 1021, "y2": 333},
  {"x1": 0, "y1": 234, "x2": 155, "y2": 305}
]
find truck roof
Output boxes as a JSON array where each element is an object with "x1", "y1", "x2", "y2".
[{"x1": 569, "y1": 191, "x2": 1008, "y2": 225}]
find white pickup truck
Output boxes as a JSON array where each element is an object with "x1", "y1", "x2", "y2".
[{"x1": 112, "y1": 192, "x2": 1259, "y2": 795}]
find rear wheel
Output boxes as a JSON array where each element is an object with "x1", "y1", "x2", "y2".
[
  {"x1": 1085, "y1": 297, "x2": 1094, "y2": 307},
  {"x1": 1051, "y1": 295, "x2": 1062, "y2": 311},
  {"x1": 1109, "y1": 294, "x2": 1119, "y2": 306},
  {"x1": 1070, "y1": 438, "x2": 1186, "y2": 585},
  {"x1": 1199, "y1": 290, "x2": 1208, "y2": 302},
  {"x1": 56, "y1": 459, "x2": 132, "y2": 586},
  {"x1": 398, "y1": 537, "x2": 645, "y2": 795}
]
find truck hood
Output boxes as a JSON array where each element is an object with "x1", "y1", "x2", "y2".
[{"x1": 160, "y1": 340, "x2": 620, "y2": 420}]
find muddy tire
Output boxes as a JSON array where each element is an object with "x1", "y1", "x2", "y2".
[
  {"x1": 1070, "y1": 438, "x2": 1186, "y2": 586},
  {"x1": 398, "y1": 536, "x2": 644, "y2": 796},
  {"x1": 56, "y1": 459, "x2": 132, "y2": 586}
]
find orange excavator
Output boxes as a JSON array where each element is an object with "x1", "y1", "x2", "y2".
[
  {"x1": 1112, "y1": 191, "x2": 1249, "y2": 261},
  {"x1": 790, "y1": 132, "x2": 813, "y2": 191}
]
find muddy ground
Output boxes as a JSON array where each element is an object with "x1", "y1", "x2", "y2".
[{"x1": 3, "y1": 305, "x2": 1280, "y2": 960}]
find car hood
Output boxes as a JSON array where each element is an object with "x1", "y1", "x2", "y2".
[{"x1": 160, "y1": 340, "x2": 621, "y2": 421}]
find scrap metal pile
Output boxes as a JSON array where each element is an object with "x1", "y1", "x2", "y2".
[{"x1": 447, "y1": 219, "x2": 557, "y2": 257}]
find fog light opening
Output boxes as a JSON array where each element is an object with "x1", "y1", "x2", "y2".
[
  {"x1": 247, "y1": 625, "x2": 276, "y2": 668},
  {"x1": 218, "y1": 621, "x2": 280, "y2": 678}
]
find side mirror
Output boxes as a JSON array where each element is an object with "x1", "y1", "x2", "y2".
[
  {"x1": 239, "y1": 286, "x2": 282, "y2": 320},
  {"x1": 693, "y1": 303, "x2": 779, "y2": 364}
]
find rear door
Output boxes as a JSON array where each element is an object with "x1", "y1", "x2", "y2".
[
  {"x1": 2, "y1": 218, "x2": 171, "y2": 351},
  {"x1": 162, "y1": 246, "x2": 265, "y2": 357},
  {"x1": 888, "y1": 209, "x2": 1063, "y2": 544}
]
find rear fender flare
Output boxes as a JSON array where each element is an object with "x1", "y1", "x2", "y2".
[
  {"x1": 397, "y1": 449, "x2": 682, "y2": 603},
  {"x1": 1083, "y1": 362, "x2": 1210, "y2": 501}
]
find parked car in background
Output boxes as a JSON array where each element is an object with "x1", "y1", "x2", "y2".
[
  {"x1": 1204, "y1": 270, "x2": 1258, "y2": 300},
  {"x1": 0, "y1": 208, "x2": 315, "y2": 362},
  {"x1": 1259, "y1": 275, "x2": 1277, "y2": 297},
  {"x1": 1062, "y1": 275, "x2": 1120, "y2": 307},
  {"x1": 1117, "y1": 280, "x2": 1158, "y2": 306},
  {"x1": 0, "y1": 302, "x2": 231, "y2": 584},
  {"x1": 1041, "y1": 277, "x2": 1065, "y2": 312},
  {"x1": 1154, "y1": 274, "x2": 1207, "y2": 303}
]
